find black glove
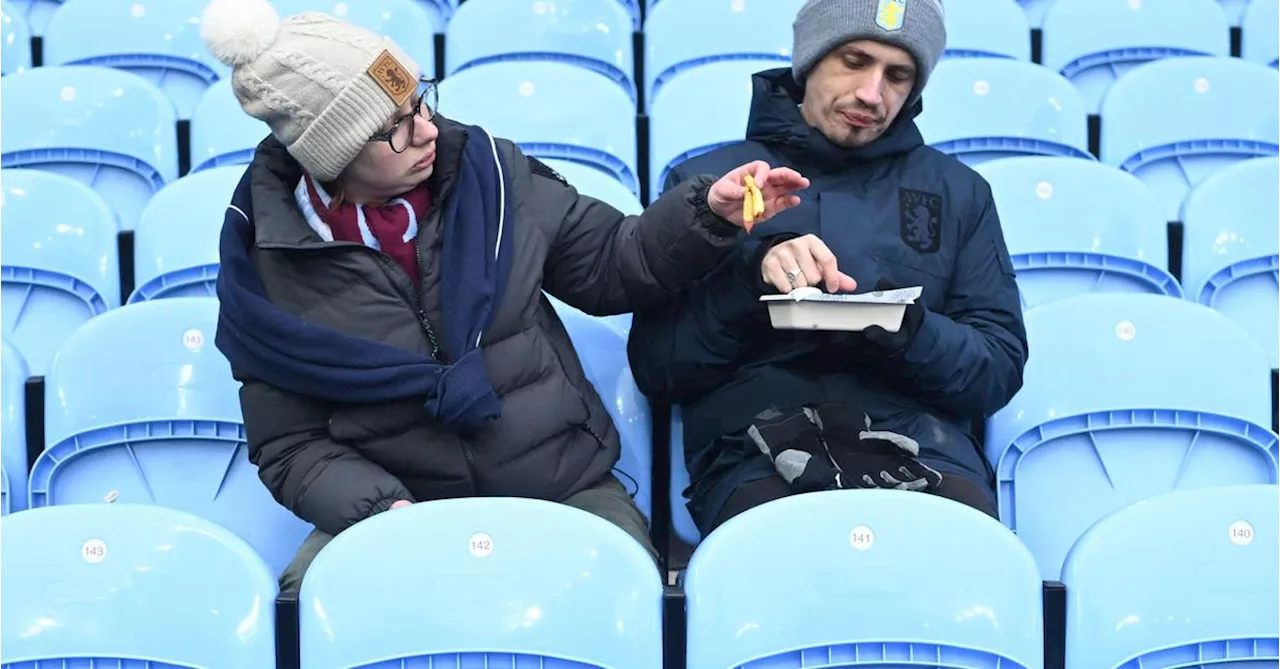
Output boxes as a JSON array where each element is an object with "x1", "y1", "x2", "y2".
[
  {"x1": 861, "y1": 280, "x2": 925, "y2": 355},
  {"x1": 745, "y1": 407, "x2": 842, "y2": 494}
]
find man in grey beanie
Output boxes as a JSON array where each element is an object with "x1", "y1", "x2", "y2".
[{"x1": 629, "y1": 0, "x2": 1028, "y2": 538}]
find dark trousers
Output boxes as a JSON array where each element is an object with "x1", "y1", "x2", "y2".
[{"x1": 711, "y1": 473, "x2": 999, "y2": 533}]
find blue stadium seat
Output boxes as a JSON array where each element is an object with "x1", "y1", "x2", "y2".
[
  {"x1": 1062, "y1": 485, "x2": 1279, "y2": 666},
  {"x1": 1, "y1": 464, "x2": 8, "y2": 515},
  {"x1": 0, "y1": 169, "x2": 119, "y2": 376},
  {"x1": 438, "y1": 61, "x2": 639, "y2": 196},
  {"x1": 1042, "y1": 0, "x2": 1229, "y2": 114},
  {"x1": 1, "y1": 338, "x2": 27, "y2": 515},
  {"x1": 1100, "y1": 56, "x2": 1280, "y2": 221},
  {"x1": 540, "y1": 159, "x2": 643, "y2": 215},
  {"x1": 643, "y1": 0, "x2": 803, "y2": 110},
  {"x1": 1243, "y1": 0, "x2": 1280, "y2": 67},
  {"x1": 29, "y1": 298, "x2": 315, "y2": 577},
  {"x1": 190, "y1": 78, "x2": 271, "y2": 173},
  {"x1": 272, "y1": 0, "x2": 439, "y2": 75},
  {"x1": 975, "y1": 157, "x2": 1181, "y2": 309},
  {"x1": 650, "y1": 60, "x2": 766, "y2": 198},
  {"x1": 986, "y1": 293, "x2": 1278, "y2": 579},
  {"x1": 944, "y1": 0, "x2": 1031, "y2": 60},
  {"x1": 1, "y1": 1, "x2": 31, "y2": 76},
  {"x1": 685, "y1": 489, "x2": 1044, "y2": 668},
  {"x1": 0, "y1": 504, "x2": 277, "y2": 668},
  {"x1": 917, "y1": 59, "x2": 1092, "y2": 166},
  {"x1": 298, "y1": 497, "x2": 663, "y2": 668},
  {"x1": 2, "y1": 0, "x2": 60, "y2": 36},
  {"x1": 43, "y1": 0, "x2": 229, "y2": 120},
  {"x1": 548, "y1": 296, "x2": 653, "y2": 519},
  {"x1": 130, "y1": 166, "x2": 245, "y2": 303},
  {"x1": 669, "y1": 407, "x2": 702, "y2": 546},
  {"x1": 446, "y1": 0, "x2": 635, "y2": 101},
  {"x1": 0, "y1": 66, "x2": 179, "y2": 232},
  {"x1": 1180, "y1": 156, "x2": 1280, "y2": 368}
]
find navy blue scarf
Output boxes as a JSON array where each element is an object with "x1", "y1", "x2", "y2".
[{"x1": 215, "y1": 126, "x2": 514, "y2": 427}]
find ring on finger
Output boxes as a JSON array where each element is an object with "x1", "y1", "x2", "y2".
[{"x1": 785, "y1": 268, "x2": 802, "y2": 283}]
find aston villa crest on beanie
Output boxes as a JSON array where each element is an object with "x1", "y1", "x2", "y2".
[{"x1": 200, "y1": 0, "x2": 421, "y2": 181}]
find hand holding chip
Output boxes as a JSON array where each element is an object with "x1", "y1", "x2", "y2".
[{"x1": 707, "y1": 160, "x2": 810, "y2": 232}]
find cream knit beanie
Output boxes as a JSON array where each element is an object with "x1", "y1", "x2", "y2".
[{"x1": 201, "y1": 0, "x2": 421, "y2": 181}]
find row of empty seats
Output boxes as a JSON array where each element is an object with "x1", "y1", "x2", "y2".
[{"x1": 2, "y1": 485, "x2": 1275, "y2": 667}]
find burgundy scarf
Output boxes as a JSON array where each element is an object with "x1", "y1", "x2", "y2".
[{"x1": 298, "y1": 173, "x2": 432, "y2": 280}]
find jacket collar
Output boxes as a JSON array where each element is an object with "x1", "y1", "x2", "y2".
[{"x1": 248, "y1": 115, "x2": 470, "y2": 249}]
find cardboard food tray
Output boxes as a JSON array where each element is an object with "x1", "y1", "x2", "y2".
[{"x1": 759, "y1": 286, "x2": 923, "y2": 332}]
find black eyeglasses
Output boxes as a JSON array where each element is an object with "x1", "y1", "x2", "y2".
[{"x1": 368, "y1": 78, "x2": 438, "y2": 153}]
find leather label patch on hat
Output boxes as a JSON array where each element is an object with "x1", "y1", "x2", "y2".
[
  {"x1": 876, "y1": 0, "x2": 906, "y2": 31},
  {"x1": 367, "y1": 50, "x2": 414, "y2": 106}
]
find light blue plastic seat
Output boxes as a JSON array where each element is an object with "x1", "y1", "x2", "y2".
[
  {"x1": 669, "y1": 407, "x2": 702, "y2": 546},
  {"x1": 298, "y1": 497, "x2": 663, "y2": 668},
  {"x1": 1, "y1": 464, "x2": 8, "y2": 514},
  {"x1": 975, "y1": 157, "x2": 1181, "y2": 309},
  {"x1": 986, "y1": 293, "x2": 1278, "y2": 580},
  {"x1": 43, "y1": 0, "x2": 229, "y2": 120},
  {"x1": 0, "y1": 66, "x2": 179, "y2": 232},
  {"x1": 918, "y1": 59, "x2": 1093, "y2": 166},
  {"x1": 0, "y1": 169, "x2": 119, "y2": 376},
  {"x1": 650, "y1": 59, "x2": 767, "y2": 198},
  {"x1": 548, "y1": 295, "x2": 653, "y2": 520},
  {"x1": 2, "y1": 0, "x2": 61, "y2": 36},
  {"x1": 439, "y1": 61, "x2": 639, "y2": 195},
  {"x1": 30, "y1": 298, "x2": 315, "y2": 577},
  {"x1": 2, "y1": 339, "x2": 28, "y2": 515},
  {"x1": 130, "y1": 166, "x2": 245, "y2": 303},
  {"x1": 1, "y1": 0, "x2": 31, "y2": 76},
  {"x1": 685, "y1": 489, "x2": 1045, "y2": 668},
  {"x1": 1100, "y1": 56, "x2": 1280, "y2": 221},
  {"x1": 1243, "y1": 0, "x2": 1280, "y2": 67},
  {"x1": 944, "y1": 0, "x2": 1031, "y2": 60},
  {"x1": 1042, "y1": 0, "x2": 1229, "y2": 114},
  {"x1": 540, "y1": 158, "x2": 643, "y2": 215},
  {"x1": 446, "y1": 0, "x2": 635, "y2": 101},
  {"x1": 643, "y1": 0, "x2": 803, "y2": 111},
  {"x1": 1062, "y1": 485, "x2": 1280, "y2": 668},
  {"x1": 272, "y1": 0, "x2": 439, "y2": 74},
  {"x1": 0, "y1": 504, "x2": 277, "y2": 668},
  {"x1": 190, "y1": 78, "x2": 271, "y2": 173},
  {"x1": 1180, "y1": 156, "x2": 1280, "y2": 368}
]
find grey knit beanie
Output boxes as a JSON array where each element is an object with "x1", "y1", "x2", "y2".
[
  {"x1": 792, "y1": 0, "x2": 946, "y2": 108},
  {"x1": 200, "y1": 0, "x2": 421, "y2": 181}
]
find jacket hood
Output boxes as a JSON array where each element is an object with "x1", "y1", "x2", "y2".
[{"x1": 745, "y1": 67, "x2": 925, "y2": 171}]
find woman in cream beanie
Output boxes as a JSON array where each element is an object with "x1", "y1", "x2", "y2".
[{"x1": 200, "y1": 0, "x2": 811, "y2": 593}]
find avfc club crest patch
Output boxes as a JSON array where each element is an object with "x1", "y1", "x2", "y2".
[
  {"x1": 898, "y1": 187, "x2": 942, "y2": 254},
  {"x1": 876, "y1": 0, "x2": 907, "y2": 31}
]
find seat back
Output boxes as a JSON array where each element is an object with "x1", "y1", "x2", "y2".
[
  {"x1": 1100, "y1": 56, "x2": 1280, "y2": 220},
  {"x1": 298, "y1": 497, "x2": 663, "y2": 669},
  {"x1": 0, "y1": 503, "x2": 277, "y2": 668},
  {"x1": 1242, "y1": 0, "x2": 1280, "y2": 67},
  {"x1": 190, "y1": 78, "x2": 271, "y2": 173},
  {"x1": 3, "y1": 0, "x2": 59, "y2": 36},
  {"x1": 130, "y1": 166, "x2": 244, "y2": 303},
  {"x1": 0, "y1": 65, "x2": 179, "y2": 231},
  {"x1": 918, "y1": 59, "x2": 1092, "y2": 166},
  {"x1": 643, "y1": 0, "x2": 802, "y2": 109},
  {"x1": 1181, "y1": 156, "x2": 1280, "y2": 368},
  {"x1": 540, "y1": 158, "x2": 643, "y2": 215},
  {"x1": 944, "y1": 0, "x2": 1031, "y2": 60},
  {"x1": 1, "y1": 0, "x2": 31, "y2": 76},
  {"x1": 685, "y1": 489, "x2": 1044, "y2": 668},
  {"x1": 1, "y1": 338, "x2": 28, "y2": 514},
  {"x1": 272, "y1": 0, "x2": 439, "y2": 75},
  {"x1": 438, "y1": 61, "x2": 639, "y2": 195},
  {"x1": 668, "y1": 407, "x2": 702, "y2": 546},
  {"x1": 1062, "y1": 485, "x2": 1280, "y2": 667},
  {"x1": 0, "y1": 168, "x2": 119, "y2": 375},
  {"x1": 975, "y1": 156, "x2": 1179, "y2": 308},
  {"x1": 1041, "y1": 0, "x2": 1229, "y2": 113},
  {"x1": 649, "y1": 59, "x2": 768, "y2": 197},
  {"x1": 43, "y1": 0, "x2": 228, "y2": 119},
  {"x1": 548, "y1": 295, "x2": 653, "y2": 520},
  {"x1": 32, "y1": 297, "x2": 314, "y2": 576},
  {"x1": 987, "y1": 293, "x2": 1277, "y2": 578},
  {"x1": 446, "y1": 0, "x2": 635, "y2": 100}
]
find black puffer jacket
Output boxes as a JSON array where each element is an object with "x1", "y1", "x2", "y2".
[{"x1": 222, "y1": 118, "x2": 741, "y2": 536}]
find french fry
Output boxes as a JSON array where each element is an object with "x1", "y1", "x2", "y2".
[{"x1": 743, "y1": 174, "x2": 764, "y2": 232}]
